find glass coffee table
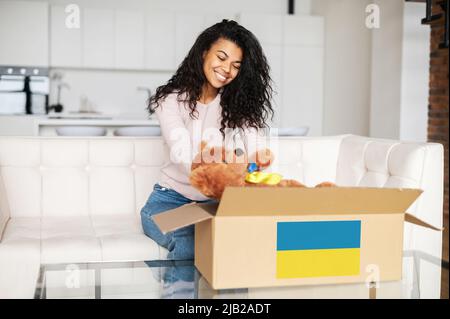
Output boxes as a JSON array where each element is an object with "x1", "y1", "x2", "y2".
[{"x1": 34, "y1": 250, "x2": 446, "y2": 299}]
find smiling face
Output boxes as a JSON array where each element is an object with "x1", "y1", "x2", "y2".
[{"x1": 202, "y1": 38, "x2": 243, "y2": 92}]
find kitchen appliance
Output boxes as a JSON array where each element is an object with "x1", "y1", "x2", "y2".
[{"x1": 0, "y1": 65, "x2": 49, "y2": 114}]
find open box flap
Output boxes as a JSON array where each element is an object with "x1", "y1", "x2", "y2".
[
  {"x1": 151, "y1": 201, "x2": 219, "y2": 234},
  {"x1": 404, "y1": 213, "x2": 443, "y2": 231},
  {"x1": 216, "y1": 187, "x2": 423, "y2": 216}
]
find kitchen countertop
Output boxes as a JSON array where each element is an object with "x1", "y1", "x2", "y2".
[
  {"x1": 38, "y1": 117, "x2": 160, "y2": 126},
  {"x1": 0, "y1": 113, "x2": 160, "y2": 136},
  {"x1": 6, "y1": 113, "x2": 161, "y2": 126}
]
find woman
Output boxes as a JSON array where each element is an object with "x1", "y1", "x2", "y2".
[{"x1": 140, "y1": 19, "x2": 274, "y2": 284}]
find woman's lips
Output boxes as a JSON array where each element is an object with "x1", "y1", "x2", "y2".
[{"x1": 214, "y1": 71, "x2": 228, "y2": 82}]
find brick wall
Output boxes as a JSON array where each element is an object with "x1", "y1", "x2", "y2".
[{"x1": 428, "y1": 1, "x2": 449, "y2": 217}]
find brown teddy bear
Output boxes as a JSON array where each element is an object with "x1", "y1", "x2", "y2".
[{"x1": 190, "y1": 142, "x2": 335, "y2": 200}]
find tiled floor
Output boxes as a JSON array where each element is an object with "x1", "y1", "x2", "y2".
[{"x1": 442, "y1": 213, "x2": 448, "y2": 299}]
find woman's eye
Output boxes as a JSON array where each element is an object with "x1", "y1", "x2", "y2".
[
  {"x1": 234, "y1": 65, "x2": 240, "y2": 70},
  {"x1": 217, "y1": 56, "x2": 226, "y2": 61}
]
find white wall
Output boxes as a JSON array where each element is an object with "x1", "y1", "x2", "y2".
[
  {"x1": 370, "y1": 0, "x2": 430, "y2": 142},
  {"x1": 370, "y1": 0, "x2": 404, "y2": 139},
  {"x1": 312, "y1": 0, "x2": 429, "y2": 141},
  {"x1": 311, "y1": 0, "x2": 372, "y2": 136},
  {"x1": 400, "y1": 2, "x2": 429, "y2": 142}
]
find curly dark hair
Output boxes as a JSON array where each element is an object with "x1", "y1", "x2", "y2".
[{"x1": 147, "y1": 19, "x2": 274, "y2": 135}]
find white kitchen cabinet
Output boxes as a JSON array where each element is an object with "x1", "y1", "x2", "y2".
[
  {"x1": 83, "y1": 8, "x2": 114, "y2": 68},
  {"x1": 47, "y1": 7, "x2": 238, "y2": 71},
  {"x1": 238, "y1": 13, "x2": 283, "y2": 46},
  {"x1": 175, "y1": 13, "x2": 207, "y2": 67},
  {"x1": 115, "y1": 10, "x2": 145, "y2": 70},
  {"x1": 282, "y1": 46, "x2": 323, "y2": 136},
  {"x1": 282, "y1": 16, "x2": 324, "y2": 136},
  {"x1": 174, "y1": 13, "x2": 238, "y2": 69},
  {"x1": 239, "y1": 13, "x2": 324, "y2": 135},
  {"x1": 203, "y1": 14, "x2": 238, "y2": 29},
  {"x1": 0, "y1": 1, "x2": 48, "y2": 67},
  {"x1": 263, "y1": 45, "x2": 283, "y2": 127},
  {"x1": 145, "y1": 12, "x2": 176, "y2": 71},
  {"x1": 239, "y1": 13, "x2": 283, "y2": 128},
  {"x1": 50, "y1": 5, "x2": 82, "y2": 68}
]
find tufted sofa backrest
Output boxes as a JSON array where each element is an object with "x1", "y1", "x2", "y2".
[
  {"x1": 336, "y1": 135, "x2": 443, "y2": 226},
  {"x1": 269, "y1": 136, "x2": 342, "y2": 186},
  {"x1": 0, "y1": 135, "x2": 442, "y2": 226},
  {"x1": 0, "y1": 137, "x2": 168, "y2": 218},
  {"x1": 0, "y1": 136, "x2": 344, "y2": 218}
]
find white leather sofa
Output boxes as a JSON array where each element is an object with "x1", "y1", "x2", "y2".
[{"x1": 0, "y1": 135, "x2": 444, "y2": 298}]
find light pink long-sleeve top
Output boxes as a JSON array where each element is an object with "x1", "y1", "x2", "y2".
[{"x1": 155, "y1": 92, "x2": 267, "y2": 201}]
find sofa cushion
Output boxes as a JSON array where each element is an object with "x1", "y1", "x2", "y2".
[
  {"x1": 1, "y1": 167, "x2": 41, "y2": 217},
  {"x1": 41, "y1": 139, "x2": 88, "y2": 167},
  {"x1": 91, "y1": 214, "x2": 143, "y2": 236},
  {"x1": 42, "y1": 168, "x2": 90, "y2": 217},
  {"x1": 270, "y1": 137, "x2": 341, "y2": 186},
  {"x1": 134, "y1": 166, "x2": 162, "y2": 215},
  {"x1": 38, "y1": 215, "x2": 160, "y2": 264},
  {"x1": 41, "y1": 236, "x2": 103, "y2": 264},
  {"x1": 0, "y1": 239, "x2": 40, "y2": 299},
  {"x1": 0, "y1": 139, "x2": 40, "y2": 167},
  {"x1": 99, "y1": 233, "x2": 160, "y2": 261},
  {"x1": 92, "y1": 214, "x2": 160, "y2": 261},
  {"x1": 89, "y1": 140, "x2": 134, "y2": 166},
  {"x1": 90, "y1": 167, "x2": 136, "y2": 216},
  {"x1": 41, "y1": 217, "x2": 102, "y2": 264},
  {"x1": 1, "y1": 217, "x2": 40, "y2": 242},
  {"x1": 134, "y1": 139, "x2": 167, "y2": 215},
  {"x1": 2, "y1": 215, "x2": 161, "y2": 266}
]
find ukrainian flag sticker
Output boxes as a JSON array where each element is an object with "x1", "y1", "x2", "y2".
[{"x1": 276, "y1": 220, "x2": 361, "y2": 279}]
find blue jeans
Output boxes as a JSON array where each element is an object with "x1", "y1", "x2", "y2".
[{"x1": 140, "y1": 183, "x2": 212, "y2": 282}]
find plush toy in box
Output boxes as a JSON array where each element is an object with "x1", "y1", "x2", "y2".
[{"x1": 190, "y1": 142, "x2": 335, "y2": 200}]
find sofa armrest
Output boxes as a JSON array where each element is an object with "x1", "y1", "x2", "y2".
[
  {"x1": 0, "y1": 170, "x2": 11, "y2": 242},
  {"x1": 415, "y1": 143, "x2": 444, "y2": 230}
]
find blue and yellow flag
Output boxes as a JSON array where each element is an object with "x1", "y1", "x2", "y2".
[{"x1": 276, "y1": 220, "x2": 361, "y2": 278}]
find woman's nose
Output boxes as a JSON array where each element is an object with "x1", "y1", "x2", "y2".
[{"x1": 222, "y1": 63, "x2": 231, "y2": 74}]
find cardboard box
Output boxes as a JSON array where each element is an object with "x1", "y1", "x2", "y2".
[{"x1": 153, "y1": 187, "x2": 440, "y2": 289}]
